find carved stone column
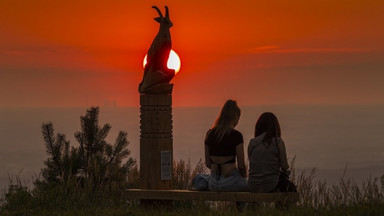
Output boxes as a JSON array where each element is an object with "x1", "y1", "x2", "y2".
[{"x1": 140, "y1": 92, "x2": 173, "y2": 190}]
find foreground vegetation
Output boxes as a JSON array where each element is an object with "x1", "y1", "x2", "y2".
[
  {"x1": 2, "y1": 169, "x2": 384, "y2": 216},
  {"x1": 1, "y1": 107, "x2": 383, "y2": 215}
]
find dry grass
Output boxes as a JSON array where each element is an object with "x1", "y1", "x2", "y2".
[
  {"x1": 1, "y1": 158, "x2": 383, "y2": 215},
  {"x1": 287, "y1": 158, "x2": 383, "y2": 209},
  {"x1": 173, "y1": 157, "x2": 384, "y2": 210}
]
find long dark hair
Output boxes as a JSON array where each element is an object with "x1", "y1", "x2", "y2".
[
  {"x1": 212, "y1": 99, "x2": 241, "y2": 142},
  {"x1": 254, "y1": 112, "x2": 281, "y2": 142}
]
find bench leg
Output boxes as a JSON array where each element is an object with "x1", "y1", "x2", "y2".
[{"x1": 236, "y1": 202, "x2": 248, "y2": 212}]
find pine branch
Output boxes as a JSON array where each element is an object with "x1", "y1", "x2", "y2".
[
  {"x1": 42, "y1": 123, "x2": 56, "y2": 157},
  {"x1": 109, "y1": 131, "x2": 129, "y2": 165}
]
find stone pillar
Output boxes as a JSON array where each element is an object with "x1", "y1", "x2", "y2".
[{"x1": 140, "y1": 93, "x2": 173, "y2": 190}]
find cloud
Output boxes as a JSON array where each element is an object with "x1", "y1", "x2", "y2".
[{"x1": 246, "y1": 46, "x2": 373, "y2": 54}]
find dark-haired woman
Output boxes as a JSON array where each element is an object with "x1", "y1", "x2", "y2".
[
  {"x1": 204, "y1": 100, "x2": 248, "y2": 192},
  {"x1": 248, "y1": 112, "x2": 295, "y2": 193}
]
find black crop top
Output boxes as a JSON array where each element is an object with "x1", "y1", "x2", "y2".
[{"x1": 205, "y1": 128, "x2": 244, "y2": 163}]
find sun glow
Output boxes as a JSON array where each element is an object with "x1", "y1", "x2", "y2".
[{"x1": 143, "y1": 50, "x2": 181, "y2": 74}]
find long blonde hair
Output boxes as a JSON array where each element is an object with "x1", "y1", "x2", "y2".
[{"x1": 212, "y1": 100, "x2": 241, "y2": 142}]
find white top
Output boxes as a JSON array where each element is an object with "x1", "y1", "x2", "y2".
[{"x1": 247, "y1": 132, "x2": 289, "y2": 186}]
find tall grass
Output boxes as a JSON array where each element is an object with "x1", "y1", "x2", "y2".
[
  {"x1": 171, "y1": 157, "x2": 383, "y2": 213},
  {"x1": 293, "y1": 167, "x2": 384, "y2": 209},
  {"x1": 172, "y1": 158, "x2": 208, "y2": 190},
  {"x1": 1, "y1": 158, "x2": 383, "y2": 215}
]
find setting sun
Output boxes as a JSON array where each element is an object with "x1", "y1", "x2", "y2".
[{"x1": 143, "y1": 50, "x2": 181, "y2": 74}]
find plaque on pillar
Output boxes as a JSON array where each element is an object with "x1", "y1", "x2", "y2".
[{"x1": 161, "y1": 151, "x2": 172, "y2": 180}]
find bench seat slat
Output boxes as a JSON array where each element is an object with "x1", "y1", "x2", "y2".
[{"x1": 123, "y1": 189, "x2": 299, "y2": 202}]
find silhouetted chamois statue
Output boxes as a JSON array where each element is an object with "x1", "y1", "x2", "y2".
[{"x1": 139, "y1": 6, "x2": 175, "y2": 94}]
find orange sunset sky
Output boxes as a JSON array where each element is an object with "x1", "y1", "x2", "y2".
[{"x1": 1, "y1": 0, "x2": 383, "y2": 107}]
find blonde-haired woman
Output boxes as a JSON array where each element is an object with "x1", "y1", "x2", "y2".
[{"x1": 205, "y1": 99, "x2": 248, "y2": 191}]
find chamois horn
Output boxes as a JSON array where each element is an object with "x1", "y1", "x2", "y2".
[
  {"x1": 165, "y1": 6, "x2": 169, "y2": 18},
  {"x1": 152, "y1": 6, "x2": 163, "y2": 18}
]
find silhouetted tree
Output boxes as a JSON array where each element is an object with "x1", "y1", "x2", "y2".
[{"x1": 35, "y1": 107, "x2": 136, "y2": 204}]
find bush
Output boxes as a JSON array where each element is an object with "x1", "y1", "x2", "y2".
[
  {"x1": 1, "y1": 107, "x2": 137, "y2": 212},
  {"x1": 1, "y1": 175, "x2": 35, "y2": 212}
]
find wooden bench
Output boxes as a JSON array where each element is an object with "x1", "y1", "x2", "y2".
[{"x1": 123, "y1": 189, "x2": 299, "y2": 205}]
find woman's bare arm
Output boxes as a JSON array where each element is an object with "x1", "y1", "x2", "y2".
[{"x1": 205, "y1": 144, "x2": 212, "y2": 169}]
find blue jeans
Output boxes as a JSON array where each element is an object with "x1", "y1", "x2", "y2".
[
  {"x1": 208, "y1": 169, "x2": 248, "y2": 192},
  {"x1": 191, "y1": 174, "x2": 210, "y2": 191}
]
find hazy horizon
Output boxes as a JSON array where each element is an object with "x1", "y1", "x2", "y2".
[{"x1": 1, "y1": 104, "x2": 383, "y2": 192}]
